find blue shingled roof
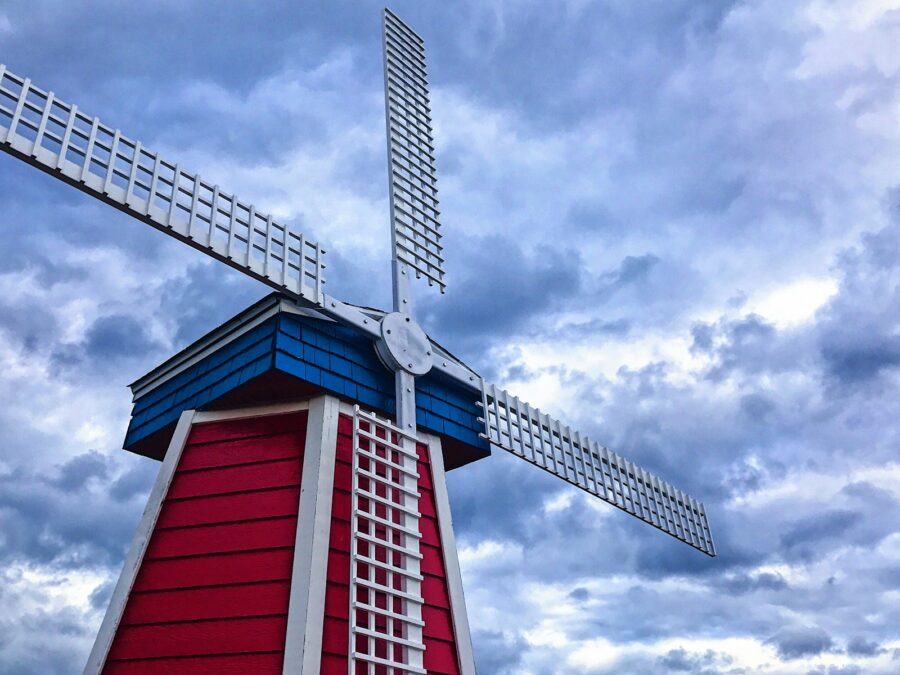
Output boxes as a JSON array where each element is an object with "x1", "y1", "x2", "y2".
[{"x1": 124, "y1": 301, "x2": 489, "y2": 459}]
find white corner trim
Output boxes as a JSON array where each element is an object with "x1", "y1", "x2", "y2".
[
  {"x1": 425, "y1": 432, "x2": 477, "y2": 675},
  {"x1": 192, "y1": 399, "x2": 311, "y2": 424},
  {"x1": 83, "y1": 409, "x2": 197, "y2": 675},
  {"x1": 283, "y1": 394, "x2": 340, "y2": 674}
]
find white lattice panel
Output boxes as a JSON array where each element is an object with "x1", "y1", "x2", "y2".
[
  {"x1": 0, "y1": 64, "x2": 325, "y2": 305},
  {"x1": 350, "y1": 407, "x2": 426, "y2": 674},
  {"x1": 480, "y1": 383, "x2": 716, "y2": 556},
  {"x1": 382, "y1": 9, "x2": 445, "y2": 292}
]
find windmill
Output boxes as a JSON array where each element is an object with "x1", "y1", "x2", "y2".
[{"x1": 0, "y1": 7, "x2": 715, "y2": 674}]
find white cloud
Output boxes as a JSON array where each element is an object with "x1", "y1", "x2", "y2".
[
  {"x1": 747, "y1": 277, "x2": 839, "y2": 327},
  {"x1": 459, "y1": 539, "x2": 524, "y2": 570},
  {"x1": 731, "y1": 462, "x2": 900, "y2": 509}
]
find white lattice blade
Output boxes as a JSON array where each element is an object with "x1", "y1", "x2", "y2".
[
  {"x1": 480, "y1": 382, "x2": 717, "y2": 557},
  {"x1": 350, "y1": 406, "x2": 426, "y2": 672},
  {"x1": 0, "y1": 64, "x2": 325, "y2": 305},
  {"x1": 382, "y1": 9, "x2": 446, "y2": 292}
]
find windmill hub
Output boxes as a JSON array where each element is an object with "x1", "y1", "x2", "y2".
[{"x1": 375, "y1": 312, "x2": 433, "y2": 376}]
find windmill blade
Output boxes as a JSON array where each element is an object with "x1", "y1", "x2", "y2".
[
  {"x1": 480, "y1": 382, "x2": 716, "y2": 557},
  {"x1": 382, "y1": 9, "x2": 445, "y2": 293},
  {"x1": 0, "y1": 64, "x2": 324, "y2": 305}
]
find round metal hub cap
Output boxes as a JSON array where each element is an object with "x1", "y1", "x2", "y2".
[{"x1": 375, "y1": 312, "x2": 433, "y2": 376}]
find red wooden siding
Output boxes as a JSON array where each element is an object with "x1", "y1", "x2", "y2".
[
  {"x1": 320, "y1": 415, "x2": 461, "y2": 675},
  {"x1": 104, "y1": 411, "x2": 308, "y2": 674}
]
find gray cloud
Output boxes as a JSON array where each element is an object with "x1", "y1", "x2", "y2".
[
  {"x1": 471, "y1": 630, "x2": 529, "y2": 675},
  {"x1": 768, "y1": 626, "x2": 834, "y2": 660},
  {"x1": 421, "y1": 233, "x2": 582, "y2": 361},
  {"x1": 657, "y1": 647, "x2": 733, "y2": 674},
  {"x1": 846, "y1": 636, "x2": 885, "y2": 658}
]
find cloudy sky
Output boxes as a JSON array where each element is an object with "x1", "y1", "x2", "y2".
[{"x1": 1, "y1": 1, "x2": 898, "y2": 673}]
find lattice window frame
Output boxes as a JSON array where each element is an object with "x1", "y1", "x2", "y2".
[{"x1": 349, "y1": 406, "x2": 426, "y2": 674}]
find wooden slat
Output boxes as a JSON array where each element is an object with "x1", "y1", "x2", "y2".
[
  {"x1": 420, "y1": 542, "x2": 446, "y2": 577},
  {"x1": 121, "y1": 582, "x2": 291, "y2": 626},
  {"x1": 177, "y1": 433, "x2": 303, "y2": 471},
  {"x1": 167, "y1": 458, "x2": 301, "y2": 499},
  {"x1": 421, "y1": 574, "x2": 450, "y2": 610},
  {"x1": 145, "y1": 517, "x2": 298, "y2": 560},
  {"x1": 188, "y1": 412, "x2": 306, "y2": 444},
  {"x1": 424, "y1": 638, "x2": 461, "y2": 675},
  {"x1": 107, "y1": 616, "x2": 288, "y2": 660},
  {"x1": 423, "y1": 605, "x2": 455, "y2": 640},
  {"x1": 157, "y1": 487, "x2": 300, "y2": 529},
  {"x1": 104, "y1": 653, "x2": 284, "y2": 675},
  {"x1": 320, "y1": 616, "x2": 349, "y2": 658},
  {"x1": 132, "y1": 545, "x2": 295, "y2": 594}
]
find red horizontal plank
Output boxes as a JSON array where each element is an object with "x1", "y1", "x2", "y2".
[
  {"x1": 337, "y1": 414, "x2": 353, "y2": 436},
  {"x1": 323, "y1": 583, "x2": 349, "y2": 619},
  {"x1": 417, "y1": 460, "x2": 434, "y2": 490},
  {"x1": 321, "y1": 653, "x2": 348, "y2": 674},
  {"x1": 423, "y1": 605, "x2": 455, "y2": 641},
  {"x1": 133, "y1": 549, "x2": 294, "y2": 591},
  {"x1": 327, "y1": 550, "x2": 350, "y2": 585},
  {"x1": 335, "y1": 439, "x2": 353, "y2": 465},
  {"x1": 157, "y1": 488, "x2": 300, "y2": 529},
  {"x1": 424, "y1": 638, "x2": 460, "y2": 675},
  {"x1": 421, "y1": 542, "x2": 447, "y2": 577},
  {"x1": 418, "y1": 487, "x2": 437, "y2": 518},
  {"x1": 423, "y1": 574, "x2": 450, "y2": 609},
  {"x1": 321, "y1": 616, "x2": 349, "y2": 656},
  {"x1": 108, "y1": 616, "x2": 288, "y2": 660},
  {"x1": 178, "y1": 433, "x2": 303, "y2": 471},
  {"x1": 146, "y1": 517, "x2": 297, "y2": 560},
  {"x1": 167, "y1": 458, "x2": 301, "y2": 499},
  {"x1": 105, "y1": 652, "x2": 283, "y2": 675},
  {"x1": 329, "y1": 519, "x2": 351, "y2": 555},
  {"x1": 121, "y1": 582, "x2": 291, "y2": 626},
  {"x1": 187, "y1": 412, "x2": 307, "y2": 444},
  {"x1": 333, "y1": 460, "x2": 352, "y2": 492},
  {"x1": 419, "y1": 516, "x2": 441, "y2": 546},
  {"x1": 330, "y1": 489, "x2": 351, "y2": 523}
]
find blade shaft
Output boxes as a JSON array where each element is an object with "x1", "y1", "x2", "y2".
[{"x1": 395, "y1": 369, "x2": 417, "y2": 434}]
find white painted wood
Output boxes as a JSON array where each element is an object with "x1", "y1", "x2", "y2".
[
  {"x1": 424, "y1": 431, "x2": 478, "y2": 675},
  {"x1": 349, "y1": 407, "x2": 426, "y2": 674},
  {"x1": 192, "y1": 399, "x2": 311, "y2": 424},
  {"x1": 283, "y1": 394, "x2": 340, "y2": 674},
  {"x1": 83, "y1": 409, "x2": 196, "y2": 675}
]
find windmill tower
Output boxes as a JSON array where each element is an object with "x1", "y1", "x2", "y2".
[{"x1": 0, "y1": 8, "x2": 716, "y2": 674}]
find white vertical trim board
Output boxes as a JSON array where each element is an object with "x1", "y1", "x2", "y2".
[
  {"x1": 83, "y1": 409, "x2": 197, "y2": 675},
  {"x1": 283, "y1": 394, "x2": 340, "y2": 674},
  {"x1": 425, "y1": 432, "x2": 477, "y2": 675}
]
